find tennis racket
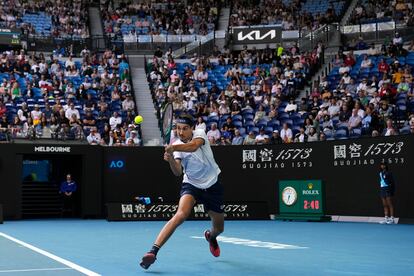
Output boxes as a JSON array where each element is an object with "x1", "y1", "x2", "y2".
[{"x1": 161, "y1": 103, "x2": 173, "y2": 145}]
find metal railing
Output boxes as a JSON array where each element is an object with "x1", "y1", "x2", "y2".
[
  {"x1": 23, "y1": 35, "x2": 113, "y2": 54},
  {"x1": 340, "y1": 21, "x2": 414, "y2": 44}
]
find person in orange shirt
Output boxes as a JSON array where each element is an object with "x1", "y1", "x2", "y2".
[{"x1": 392, "y1": 68, "x2": 404, "y2": 84}]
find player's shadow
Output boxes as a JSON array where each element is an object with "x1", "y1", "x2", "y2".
[{"x1": 143, "y1": 271, "x2": 166, "y2": 274}]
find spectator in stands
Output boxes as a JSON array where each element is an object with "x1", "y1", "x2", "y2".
[
  {"x1": 280, "y1": 123, "x2": 293, "y2": 143},
  {"x1": 322, "y1": 115, "x2": 334, "y2": 133},
  {"x1": 285, "y1": 99, "x2": 297, "y2": 114},
  {"x1": 392, "y1": 32, "x2": 403, "y2": 48},
  {"x1": 17, "y1": 102, "x2": 29, "y2": 123},
  {"x1": 122, "y1": 94, "x2": 135, "y2": 111},
  {"x1": 367, "y1": 43, "x2": 379, "y2": 56},
  {"x1": 383, "y1": 118, "x2": 398, "y2": 136},
  {"x1": 65, "y1": 103, "x2": 80, "y2": 120},
  {"x1": 82, "y1": 110, "x2": 96, "y2": 131},
  {"x1": 195, "y1": 117, "x2": 207, "y2": 132},
  {"x1": 255, "y1": 128, "x2": 269, "y2": 145},
  {"x1": 360, "y1": 55, "x2": 372, "y2": 69},
  {"x1": 253, "y1": 105, "x2": 266, "y2": 123},
  {"x1": 294, "y1": 126, "x2": 308, "y2": 143},
  {"x1": 348, "y1": 108, "x2": 362, "y2": 131},
  {"x1": 87, "y1": 127, "x2": 101, "y2": 145},
  {"x1": 307, "y1": 127, "x2": 318, "y2": 142},
  {"x1": 270, "y1": 130, "x2": 282, "y2": 144},
  {"x1": 126, "y1": 130, "x2": 140, "y2": 146},
  {"x1": 207, "y1": 123, "x2": 221, "y2": 144},
  {"x1": 243, "y1": 130, "x2": 256, "y2": 145},
  {"x1": 154, "y1": 47, "x2": 163, "y2": 59},
  {"x1": 328, "y1": 97, "x2": 340, "y2": 117},
  {"x1": 378, "y1": 58, "x2": 390, "y2": 75},
  {"x1": 231, "y1": 129, "x2": 244, "y2": 145},
  {"x1": 221, "y1": 117, "x2": 235, "y2": 135},
  {"x1": 109, "y1": 111, "x2": 122, "y2": 130},
  {"x1": 69, "y1": 113, "x2": 83, "y2": 139}
]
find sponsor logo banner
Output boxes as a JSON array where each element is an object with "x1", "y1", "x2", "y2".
[
  {"x1": 332, "y1": 141, "x2": 405, "y2": 167},
  {"x1": 106, "y1": 202, "x2": 269, "y2": 221},
  {"x1": 233, "y1": 26, "x2": 282, "y2": 44}
]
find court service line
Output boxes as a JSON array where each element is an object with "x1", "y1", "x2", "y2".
[
  {"x1": 0, "y1": 232, "x2": 100, "y2": 276},
  {"x1": 0, "y1": 268, "x2": 72, "y2": 273},
  {"x1": 191, "y1": 235, "x2": 308, "y2": 249}
]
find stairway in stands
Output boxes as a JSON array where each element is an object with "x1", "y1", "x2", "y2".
[{"x1": 22, "y1": 182, "x2": 62, "y2": 218}]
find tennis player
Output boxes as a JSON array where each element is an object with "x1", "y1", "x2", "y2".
[{"x1": 140, "y1": 113, "x2": 224, "y2": 269}]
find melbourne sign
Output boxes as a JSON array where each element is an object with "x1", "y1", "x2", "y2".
[
  {"x1": 233, "y1": 26, "x2": 281, "y2": 44},
  {"x1": 34, "y1": 146, "x2": 71, "y2": 153}
]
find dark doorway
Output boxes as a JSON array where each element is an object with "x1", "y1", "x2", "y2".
[{"x1": 21, "y1": 154, "x2": 82, "y2": 218}]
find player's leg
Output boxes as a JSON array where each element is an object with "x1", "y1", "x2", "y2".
[
  {"x1": 208, "y1": 210, "x2": 224, "y2": 239},
  {"x1": 380, "y1": 197, "x2": 389, "y2": 224},
  {"x1": 203, "y1": 181, "x2": 224, "y2": 257},
  {"x1": 386, "y1": 196, "x2": 395, "y2": 224},
  {"x1": 140, "y1": 194, "x2": 196, "y2": 269},
  {"x1": 154, "y1": 194, "x2": 196, "y2": 247},
  {"x1": 205, "y1": 210, "x2": 224, "y2": 257}
]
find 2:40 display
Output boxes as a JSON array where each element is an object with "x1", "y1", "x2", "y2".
[{"x1": 304, "y1": 200, "x2": 320, "y2": 210}]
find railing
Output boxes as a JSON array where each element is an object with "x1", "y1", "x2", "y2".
[
  {"x1": 23, "y1": 35, "x2": 113, "y2": 54},
  {"x1": 340, "y1": 20, "x2": 414, "y2": 43}
]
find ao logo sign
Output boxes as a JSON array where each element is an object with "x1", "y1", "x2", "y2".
[
  {"x1": 237, "y1": 30, "x2": 277, "y2": 41},
  {"x1": 109, "y1": 160, "x2": 125, "y2": 169}
]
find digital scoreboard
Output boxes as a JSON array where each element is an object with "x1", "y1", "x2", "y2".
[
  {"x1": 0, "y1": 28, "x2": 21, "y2": 46},
  {"x1": 277, "y1": 180, "x2": 331, "y2": 221}
]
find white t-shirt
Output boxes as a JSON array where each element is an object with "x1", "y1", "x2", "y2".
[{"x1": 173, "y1": 129, "x2": 221, "y2": 189}]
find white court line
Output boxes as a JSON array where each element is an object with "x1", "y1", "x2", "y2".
[
  {"x1": 0, "y1": 268, "x2": 72, "y2": 273},
  {"x1": 191, "y1": 235, "x2": 308, "y2": 250},
  {"x1": 0, "y1": 232, "x2": 100, "y2": 276}
]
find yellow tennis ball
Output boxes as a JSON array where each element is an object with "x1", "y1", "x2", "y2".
[{"x1": 134, "y1": 115, "x2": 143, "y2": 124}]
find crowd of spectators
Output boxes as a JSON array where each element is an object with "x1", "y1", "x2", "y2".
[
  {"x1": 317, "y1": 38, "x2": 414, "y2": 139},
  {"x1": 147, "y1": 42, "x2": 325, "y2": 146},
  {"x1": 349, "y1": 0, "x2": 414, "y2": 25},
  {"x1": 0, "y1": 48, "x2": 141, "y2": 146},
  {"x1": 0, "y1": 0, "x2": 89, "y2": 38},
  {"x1": 101, "y1": 0, "x2": 220, "y2": 41},
  {"x1": 229, "y1": 0, "x2": 343, "y2": 31}
]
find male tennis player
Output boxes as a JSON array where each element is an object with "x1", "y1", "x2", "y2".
[{"x1": 140, "y1": 113, "x2": 224, "y2": 270}]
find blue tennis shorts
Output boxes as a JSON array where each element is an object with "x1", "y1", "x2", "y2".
[
  {"x1": 380, "y1": 186, "x2": 394, "y2": 198},
  {"x1": 180, "y1": 181, "x2": 224, "y2": 213}
]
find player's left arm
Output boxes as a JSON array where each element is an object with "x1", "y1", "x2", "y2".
[{"x1": 166, "y1": 137, "x2": 204, "y2": 153}]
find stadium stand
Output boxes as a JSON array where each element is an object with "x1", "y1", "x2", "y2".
[
  {"x1": 349, "y1": 0, "x2": 414, "y2": 25},
  {"x1": 0, "y1": 0, "x2": 89, "y2": 39},
  {"x1": 147, "y1": 42, "x2": 325, "y2": 145},
  {"x1": 0, "y1": 0, "x2": 413, "y2": 146},
  {"x1": 229, "y1": 0, "x2": 348, "y2": 31},
  {"x1": 101, "y1": 0, "x2": 220, "y2": 43},
  {"x1": 0, "y1": 48, "x2": 140, "y2": 145}
]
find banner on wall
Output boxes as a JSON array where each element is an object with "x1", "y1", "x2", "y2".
[
  {"x1": 106, "y1": 201, "x2": 269, "y2": 221},
  {"x1": 232, "y1": 26, "x2": 282, "y2": 44},
  {"x1": 239, "y1": 137, "x2": 409, "y2": 170}
]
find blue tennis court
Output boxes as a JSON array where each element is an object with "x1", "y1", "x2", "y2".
[{"x1": 0, "y1": 220, "x2": 413, "y2": 275}]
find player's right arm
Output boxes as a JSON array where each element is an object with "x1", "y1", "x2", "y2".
[{"x1": 164, "y1": 152, "x2": 182, "y2": 176}]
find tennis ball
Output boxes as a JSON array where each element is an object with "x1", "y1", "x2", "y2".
[{"x1": 134, "y1": 115, "x2": 143, "y2": 124}]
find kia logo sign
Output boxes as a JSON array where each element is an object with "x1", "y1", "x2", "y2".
[
  {"x1": 237, "y1": 30, "x2": 277, "y2": 41},
  {"x1": 233, "y1": 27, "x2": 281, "y2": 44}
]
